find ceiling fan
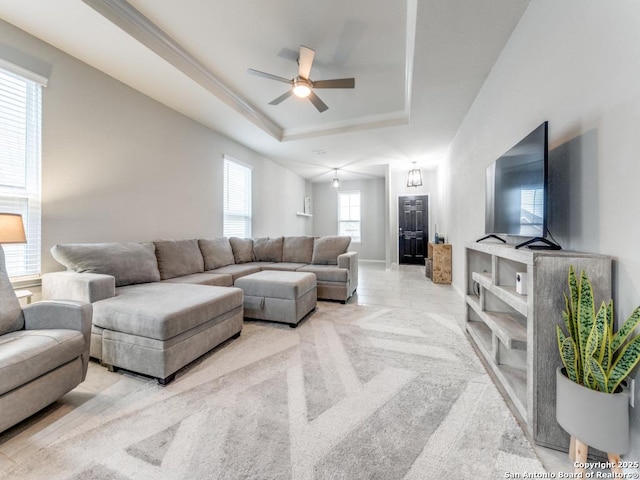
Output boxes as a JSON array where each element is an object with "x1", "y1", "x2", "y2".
[{"x1": 247, "y1": 45, "x2": 355, "y2": 112}]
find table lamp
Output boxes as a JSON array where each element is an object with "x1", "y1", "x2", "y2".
[{"x1": 0, "y1": 213, "x2": 27, "y2": 245}]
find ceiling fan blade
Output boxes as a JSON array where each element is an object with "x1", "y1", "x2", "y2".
[
  {"x1": 247, "y1": 68, "x2": 292, "y2": 85},
  {"x1": 269, "y1": 90, "x2": 294, "y2": 105},
  {"x1": 298, "y1": 45, "x2": 315, "y2": 79},
  {"x1": 308, "y1": 91, "x2": 328, "y2": 112},
  {"x1": 312, "y1": 78, "x2": 355, "y2": 89}
]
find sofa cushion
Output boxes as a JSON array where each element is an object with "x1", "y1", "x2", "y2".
[
  {"x1": 235, "y1": 271, "x2": 316, "y2": 300},
  {"x1": 282, "y1": 236, "x2": 314, "y2": 263},
  {"x1": 297, "y1": 264, "x2": 349, "y2": 283},
  {"x1": 154, "y1": 239, "x2": 204, "y2": 280},
  {"x1": 93, "y1": 283, "x2": 243, "y2": 341},
  {"x1": 210, "y1": 263, "x2": 263, "y2": 282},
  {"x1": 0, "y1": 329, "x2": 85, "y2": 396},
  {"x1": 253, "y1": 237, "x2": 284, "y2": 262},
  {"x1": 260, "y1": 262, "x2": 308, "y2": 272},
  {"x1": 229, "y1": 237, "x2": 254, "y2": 264},
  {"x1": 311, "y1": 236, "x2": 351, "y2": 265},
  {"x1": 51, "y1": 242, "x2": 161, "y2": 287},
  {"x1": 199, "y1": 238, "x2": 235, "y2": 270},
  {"x1": 0, "y1": 247, "x2": 24, "y2": 335},
  {"x1": 162, "y1": 272, "x2": 233, "y2": 287}
]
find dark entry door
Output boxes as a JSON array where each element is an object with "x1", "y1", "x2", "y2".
[{"x1": 399, "y1": 195, "x2": 428, "y2": 265}]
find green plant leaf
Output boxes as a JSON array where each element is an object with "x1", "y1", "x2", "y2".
[
  {"x1": 607, "y1": 300, "x2": 614, "y2": 338},
  {"x1": 588, "y1": 356, "x2": 607, "y2": 392},
  {"x1": 611, "y1": 307, "x2": 640, "y2": 353},
  {"x1": 604, "y1": 300, "x2": 614, "y2": 372},
  {"x1": 569, "y1": 265, "x2": 579, "y2": 318},
  {"x1": 563, "y1": 292, "x2": 576, "y2": 341},
  {"x1": 603, "y1": 324, "x2": 613, "y2": 373},
  {"x1": 577, "y1": 270, "x2": 595, "y2": 384},
  {"x1": 562, "y1": 293, "x2": 573, "y2": 335},
  {"x1": 559, "y1": 334, "x2": 578, "y2": 382},
  {"x1": 557, "y1": 325, "x2": 566, "y2": 353},
  {"x1": 588, "y1": 302, "x2": 607, "y2": 364},
  {"x1": 608, "y1": 335, "x2": 640, "y2": 393}
]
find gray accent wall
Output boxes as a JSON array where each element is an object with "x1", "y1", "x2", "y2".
[
  {"x1": 443, "y1": 2, "x2": 640, "y2": 460},
  {"x1": 0, "y1": 20, "x2": 310, "y2": 275},
  {"x1": 312, "y1": 178, "x2": 385, "y2": 261}
]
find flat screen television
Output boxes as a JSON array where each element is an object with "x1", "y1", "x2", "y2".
[{"x1": 483, "y1": 121, "x2": 559, "y2": 249}]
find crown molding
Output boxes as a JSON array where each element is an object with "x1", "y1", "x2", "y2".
[
  {"x1": 82, "y1": 0, "x2": 283, "y2": 140},
  {"x1": 82, "y1": 0, "x2": 417, "y2": 143},
  {"x1": 282, "y1": 111, "x2": 409, "y2": 142}
]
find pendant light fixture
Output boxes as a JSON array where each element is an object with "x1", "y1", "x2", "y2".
[
  {"x1": 332, "y1": 168, "x2": 340, "y2": 189},
  {"x1": 406, "y1": 162, "x2": 423, "y2": 188}
]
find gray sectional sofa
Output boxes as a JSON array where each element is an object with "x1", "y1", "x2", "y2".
[{"x1": 42, "y1": 236, "x2": 357, "y2": 384}]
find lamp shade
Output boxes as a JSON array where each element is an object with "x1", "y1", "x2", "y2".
[{"x1": 0, "y1": 213, "x2": 27, "y2": 244}]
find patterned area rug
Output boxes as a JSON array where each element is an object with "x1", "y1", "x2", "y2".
[{"x1": 2, "y1": 302, "x2": 545, "y2": 479}]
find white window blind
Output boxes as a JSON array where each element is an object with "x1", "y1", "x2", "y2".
[
  {"x1": 223, "y1": 156, "x2": 252, "y2": 238},
  {"x1": 0, "y1": 66, "x2": 42, "y2": 279},
  {"x1": 520, "y1": 186, "x2": 544, "y2": 234},
  {"x1": 338, "y1": 191, "x2": 361, "y2": 242}
]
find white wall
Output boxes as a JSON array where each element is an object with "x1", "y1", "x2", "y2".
[
  {"x1": 0, "y1": 20, "x2": 309, "y2": 274},
  {"x1": 444, "y1": 1, "x2": 640, "y2": 459},
  {"x1": 387, "y1": 167, "x2": 440, "y2": 266},
  {"x1": 312, "y1": 178, "x2": 385, "y2": 261}
]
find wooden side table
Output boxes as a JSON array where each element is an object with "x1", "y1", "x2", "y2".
[
  {"x1": 427, "y1": 242, "x2": 452, "y2": 284},
  {"x1": 15, "y1": 289, "x2": 34, "y2": 304}
]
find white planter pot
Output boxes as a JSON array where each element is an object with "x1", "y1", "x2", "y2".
[{"x1": 556, "y1": 367, "x2": 630, "y2": 454}]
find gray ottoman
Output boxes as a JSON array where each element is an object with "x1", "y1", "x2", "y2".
[{"x1": 235, "y1": 271, "x2": 317, "y2": 327}]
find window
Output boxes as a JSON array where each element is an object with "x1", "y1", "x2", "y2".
[
  {"x1": 223, "y1": 156, "x2": 252, "y2": 238},
  {"x1": 0, "y1": 64, "x2": 44, "y2": 279},
  {"x1": 338, "y1": 191, "x2": 361, "y2": 242}
]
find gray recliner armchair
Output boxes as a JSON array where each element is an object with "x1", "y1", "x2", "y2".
[{"x1": 0, "y1": 247, "x2": 92, "y2": 433}]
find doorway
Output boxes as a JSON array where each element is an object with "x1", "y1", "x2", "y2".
[{"x1": 398, "y1": 195, "x2": 428, "y2": 265}]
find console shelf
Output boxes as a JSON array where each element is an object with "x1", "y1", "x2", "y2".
[
  {"x1": 465, "y1": 242, "x2": 611, "y2": 451},
  {"x1": 467, "y1": 295, "x2": 526, "y2": 349}
]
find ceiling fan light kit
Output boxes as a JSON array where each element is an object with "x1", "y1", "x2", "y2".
[
  {"x1": 292, "y1": 78, "x2": 312, "y2": 98},
  {"x1": 248, "y1": 45, "x2": 355, "y2": 112}
]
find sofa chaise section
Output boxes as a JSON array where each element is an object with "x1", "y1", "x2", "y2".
[{"x1": 93, "y1": 283, "x2": 242, "y2": 384}]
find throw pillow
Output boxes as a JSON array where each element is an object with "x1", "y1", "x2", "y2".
[
  {"x1": 199, "y1": 238, "x2": 236, "y2": 270},
  {"x1": 51, "y1": 242, "x2": 161, "y2": 287},
  {"x1": 229, "y1": 237, "x2": 254, "y2": 264},
  {"x1": 253, "y1": 237, "x2": 284, "y2": 262},
  {"x1": 311, "y1": 236, "x2": 351, "y2": 265},
  {"x1": 153, "y1": 239, "x2": 205, "y2": 280},
  {"x1": 282, "y1": 236, "x2": 314, "y2": 263}
]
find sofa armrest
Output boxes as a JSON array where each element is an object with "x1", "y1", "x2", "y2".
[
  {"x1": 338, "y1": 251, "x2": 358, "y2": 294},
  {"x1": 23, "y1": 300, "x2": 92, "y2": 335},
  {"x1": 42, "y1": 271, "x2": 115, "y2": 303},
  {"x1": 23, "y1": 300, "x2": 93, "y2": 378}
]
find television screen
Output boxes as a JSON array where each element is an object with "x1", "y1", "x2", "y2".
[{"x1": 485, "y1": 122, "x2": 548, "y2": 237}]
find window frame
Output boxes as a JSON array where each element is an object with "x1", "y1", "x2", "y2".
[
  {"x1": 0, "y1": 62, "x2": 45, "y2": 280},
  {"x1": 223, "y1": 155, "x2": 252, "y2": 238},
  {"x1": 337, "y1": 190, "x2": 361, "y2": 243}
]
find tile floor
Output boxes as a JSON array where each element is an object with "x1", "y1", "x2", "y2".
[{"x1": 0, "y1": 261, "x2": 575, "y2": 475}]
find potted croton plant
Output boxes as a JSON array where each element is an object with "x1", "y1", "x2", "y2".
[{"x1": 556, "y1": 265, "x2": 640, "y2": 470}]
